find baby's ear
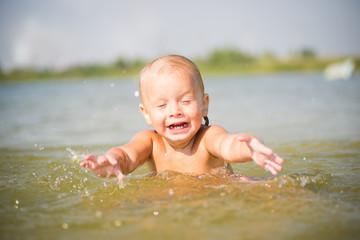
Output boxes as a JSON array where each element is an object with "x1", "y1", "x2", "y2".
[
  {"x1": 139, "y1": 104, "x2": 153, "y2": 126},
  {"x1": 201, "y1": 93, "x2": 209, "y2": 117}
]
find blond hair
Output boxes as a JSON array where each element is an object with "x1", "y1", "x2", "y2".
[{"x1": 139, "y1": 55, "x2": 204, "y2": 101}]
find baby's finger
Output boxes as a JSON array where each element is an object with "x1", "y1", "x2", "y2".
[
  {"x1": 238, "y1": 135, "x2": 273, "y2": 156},
  {"x1": 114, "y1": 164, "x2": 125, "y2": 181},
  {"x1": 84, "y1": 154, "x2": 97, "y2": 161},
  {"x1": 267, "y1": 153, "x2": 284, "y2": 166},
  {"x1": 272, "y1": 154, "x2": 284, "y2": 165},
  {"x1": 98, "y1": 155, "x2": 109, "y2": 164},
  {"x1": 79, "y1": 161, "x2": 87, "y2": 167},
  {"x1": 265, "y1": 159, "x2": 283, "y2": 172},
  {"x1": 80, "y1": 160, "x2": 94, "y2": 169},
  {"x1": 252, "y1": 141, "x2": 273, "y2": 156},
  {"x1": 265, "y1": 164, "x2": 279, "y2": 176},
  {"x1": 106, "y1": 154, "x2": 119, "y2": 166}
]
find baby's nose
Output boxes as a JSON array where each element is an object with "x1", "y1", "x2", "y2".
[{"x1": 169, "y1": 102, "x2": 183, "y2": 117}]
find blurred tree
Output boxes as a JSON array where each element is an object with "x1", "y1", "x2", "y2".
[
  {"x1": 0, "y1": 63, "x2": 3, "y2": 77},
  {"x1": 131, "y1": 59, "x2": 146, "y2": 69},
  {"x1": 298, "y1": 48, "x2": 317, "y2": 58},
  {"x1": 208, "y1": 47, "x2": 255, "y2": 65},
  {"x1": 113, "y1": 58, "x2": 129, "y2": 69},
  {"x1": 261, "y1": 51, "x2": 277, "y2": 61}
]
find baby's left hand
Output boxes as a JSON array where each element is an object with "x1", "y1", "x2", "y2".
[{"x1": 237, "y1": 134, "x2": 284, "y2": 175}]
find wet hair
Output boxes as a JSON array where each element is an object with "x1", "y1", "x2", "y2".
[
  {"x1": 204, "y1": 116, "x2": 209, "y2": 126},
  {"x1": 139, "y1": 55, "x2": 209, "y2": 126}
]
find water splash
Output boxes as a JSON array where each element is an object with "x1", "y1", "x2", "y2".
[
  {"x1": 272, "y1": 169, "x2": 333, "y2": 192},
  {"x1": 34, "y1": 143, "x2": 45, "y2": 151},
  {"x1": 66, "y1": 148, "x2": 86, "y2": 164}
]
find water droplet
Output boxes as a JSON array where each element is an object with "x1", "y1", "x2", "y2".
[
  {"x1": 300, "y1": 177, "x2": 309, "y2": 187},
  {"x1": 168, "y1": 188, "x2": 174, "y2": 196},
  {"x1": 62, "y1": 223, "x2": 69, "y2": 229},
  {"x1": 96, "y1": 210, "x2": 103, "y2": 218},
  {"x1": 153, "y1": 211, "x2": 159, "y2": 216},
  {"x1": 34, "y1": 143, "x2": 44, "y2": 151},
  {"x1": 118, "y1": 181, "x2": 126, "y2": 189},
  {"x1": 114, "y1": 220, "x2": 122, "y2": 227},
  {"x1": 134, "y1": 91, "x2": 140, "y2": 97}
]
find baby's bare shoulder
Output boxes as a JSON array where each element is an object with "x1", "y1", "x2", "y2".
[
  {"x1": 133, "y1": 129, "x2": 157, "y2": 138},
  {"x1": 129, "y1": 130, "x2": 159, "y2": 145},
  {"x1": 199, "y1": 125, "x2": 230, "y2": 151},
  {"x1": 201, "y1": 125, "x2": 228, "y2": 138}
]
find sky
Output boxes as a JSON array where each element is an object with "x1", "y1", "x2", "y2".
[{"x1": 0, "y1": 0, "x2": 360, "y2": 70}]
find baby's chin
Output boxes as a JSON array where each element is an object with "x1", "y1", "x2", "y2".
[
  {"x1": 163, "y1": 131, "x2": 197, "y2": 148},
  {"x1": 164, "y1": 132, "x2": 191, "y2": 143}
]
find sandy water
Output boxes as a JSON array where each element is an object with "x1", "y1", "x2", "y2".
[{"x1": 0, "y1": 73, "x2": 359, "y2": 239}]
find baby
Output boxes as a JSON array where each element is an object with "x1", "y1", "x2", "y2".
[{"x1": 80, "y1": 55, "x2": 283, "y2": 180}]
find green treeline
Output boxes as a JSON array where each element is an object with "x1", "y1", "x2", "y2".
[{"x1": 1, "y1": 47, "x2": 359, "y2": 81}]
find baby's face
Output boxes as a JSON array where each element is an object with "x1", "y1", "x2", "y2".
[{"x1": 140, "y1": 72, "x2": 208, "y2": 147}]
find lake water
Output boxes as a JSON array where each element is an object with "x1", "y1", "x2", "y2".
[{"x1": 0, "y1": 73, "x2": 359, "y2": 239}]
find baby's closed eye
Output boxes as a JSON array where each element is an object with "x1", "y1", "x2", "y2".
[
  {"x1": 180, "y1": 99, "x2": 191, "y2": 105},
  {"x1": 157, "y1": 103, "x2": 167, "y2": 109}
]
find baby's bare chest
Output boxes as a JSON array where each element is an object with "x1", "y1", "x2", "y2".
[{"x1": 151, "y1": 146, "x2": 225, "y2": 174}]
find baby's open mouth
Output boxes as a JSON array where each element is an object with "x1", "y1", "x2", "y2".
[{"x1": 168, "y1": 122, "x2": 188, "y2": 130}]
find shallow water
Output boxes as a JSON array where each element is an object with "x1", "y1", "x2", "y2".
[{"x1": 1, "y1": 73, "x2": 359, "y2": 239}]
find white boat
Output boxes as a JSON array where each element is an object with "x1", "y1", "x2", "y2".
[{"x1": 324, "y1": 58, "x2": 354, "y2": 81}]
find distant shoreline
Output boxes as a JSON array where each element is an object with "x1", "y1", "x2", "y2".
[{"x1": 1, "y1": 48, "x2": 359, "y2": 82}]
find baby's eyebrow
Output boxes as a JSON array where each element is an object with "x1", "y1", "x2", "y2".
[
  {"x1": 150, "y1": 97, "x2": 167, "y2": 104},
  {"x1": 181, "y1": 93, "x2": 195, "y2": 99},
  {"x1": 179, "y1": 88, "x2": 197, "y2": 96}
]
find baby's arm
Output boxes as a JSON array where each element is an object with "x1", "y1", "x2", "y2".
[
  {"x1": 80, "y1": 130, "x2": 153, "y2": 180},
  {"x1": 205, "y1": 125, "x2": 283, "y2": 175}
]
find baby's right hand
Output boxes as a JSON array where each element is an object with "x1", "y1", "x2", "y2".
[{"x1": 80, "y1": 154, "x2": 124, "y2": 180}]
